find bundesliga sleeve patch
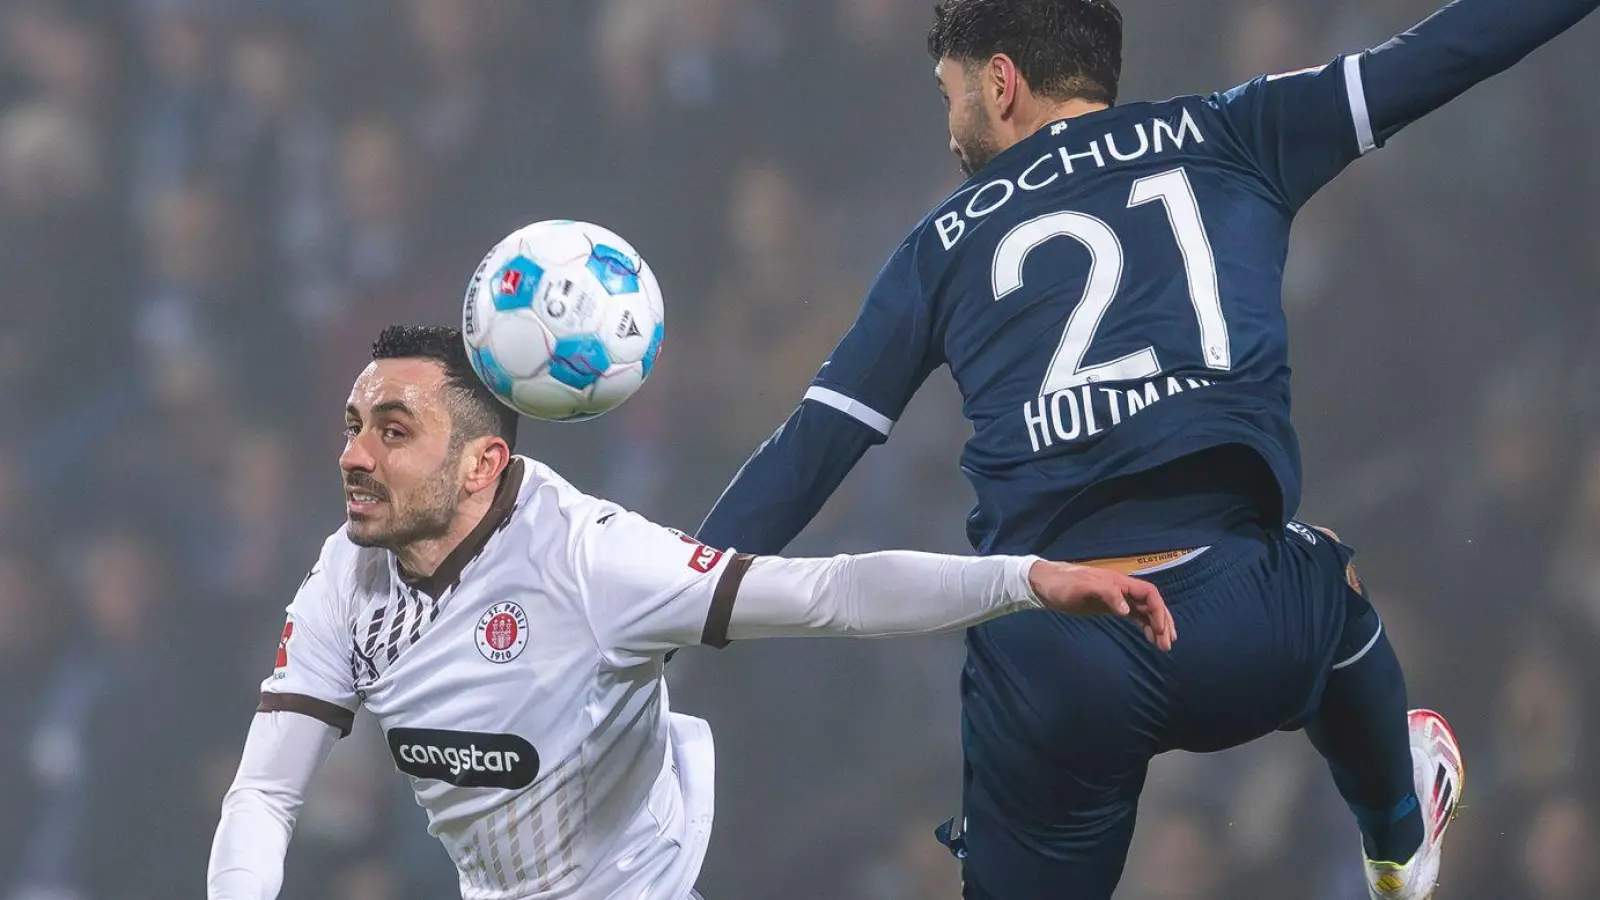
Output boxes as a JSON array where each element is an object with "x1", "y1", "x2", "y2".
[
  {"x1": 273, "y1": 617, "x2": 294, "y2": 676},
  {"x1": 688, "y1": 544, "x2": 724, "y2": 573},
  {"x1": 671, "y1": 531, "x2": 724, "y2": 573}
]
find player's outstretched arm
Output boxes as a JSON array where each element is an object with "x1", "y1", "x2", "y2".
[
  {"x1": 1362, "y1": 0, "x2": 1599, "y2": 143},
  {"x1": 207, "y1": 712, "x2": 338, "y2": 900},
  {"x1": 580, "y1": 509, "x2": 1173, "y2": 666},
  {"x1": 697, "y1": 241, "x2": 940, "y2": 555},
  {"x1": 722, "y1": 552, "x2": 1176, "y2": 651},
  {"x1": 696, "y1": 402, "x2": 880, "y2": 555},
  {"x1": 1222, "y1": 0, "x2": 1597, "y2": 209}
]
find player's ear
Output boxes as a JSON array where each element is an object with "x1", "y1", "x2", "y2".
[
  {"x1": 460, "y1": 436, "x2": 511, "y2": 494},
  {"x1": 989, "y1": 53, "x2": 1021, "y2": 115}
]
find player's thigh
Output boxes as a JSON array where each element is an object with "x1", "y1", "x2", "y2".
[
  {"x1": 957, "y1": 613, "x2": 1160, "y2": 895},
  {"x1": 1151, "y1": 525, "x2": 1354, "y2": 752},
  {"x1": 962, "y1": 611, "x2": 1164, "y2": 819},
  {"x1": 1296, "y1": 524, "x2": 1383, "y2": 672},
  {"x1": 961, "y1": 787, "x2": 1141, "y2": 900}
]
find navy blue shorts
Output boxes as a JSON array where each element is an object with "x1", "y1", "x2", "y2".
[{"x1": 951, "y1": 521, "x2": 1380, "y2": 900}]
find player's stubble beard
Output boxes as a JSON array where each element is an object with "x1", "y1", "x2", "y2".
[
  {"x1": 953, "y1": 96, "x2": 1002, "y2": 178},
  {"x1": 345, "y1": 445, "x2": 463, "y2": 552}
]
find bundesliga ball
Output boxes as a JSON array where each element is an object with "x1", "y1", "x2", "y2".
[{"x1": 462, "y1": 220, "x2": 665, "y2": 422}]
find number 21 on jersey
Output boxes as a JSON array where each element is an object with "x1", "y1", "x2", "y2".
[{"x1": 992, "y1": 167, "x2": 1230, "y2": 396}]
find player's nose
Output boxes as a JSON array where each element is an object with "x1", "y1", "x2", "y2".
[{"x1": 339, "y1": 432, "x2": 377, "y2": 472}]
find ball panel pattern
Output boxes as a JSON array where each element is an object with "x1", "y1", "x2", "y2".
[
  {"x1": 587, "y1": 244, "x2": 641, "y2": 295},
  {"x1": 463, "y1": 220, "x2": 667, "y2": 422},
  {"x1": 487, "y1": 314, "x2": 553, "y2": 378},
  {"x1": 641, "y1": 322, "x2": 665, "y2": 377},
  {"x1": 489, "y1": 257, "x2": 545, "y2": 312},
  {"x1": 468, "y1": 345, "x2": 515, "y2": 401},
  {"x1": 548, "y1": 335, "x2": 612, "y2": 390}
]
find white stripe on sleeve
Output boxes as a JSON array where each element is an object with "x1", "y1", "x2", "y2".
[
  {"x1": 803, "y1": 386, "x2": 894, "y2": 436},
  {"x1": 1343, "y1": 53, "x2": 1377, "y2": 155}
]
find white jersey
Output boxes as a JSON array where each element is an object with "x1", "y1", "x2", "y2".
[{"x1": 262, "y1": 457, "x2": 737, "y2": 900}]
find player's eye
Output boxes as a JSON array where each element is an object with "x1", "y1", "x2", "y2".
[
  {"x1": 343, "y1": 423, "x2": 361, "y2": 439},
  {"x1": 382, "y1": 426, "x2": 407, "y2": 441}
]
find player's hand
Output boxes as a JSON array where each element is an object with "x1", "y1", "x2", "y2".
[{"x1": 1026, "y1": 561, "x2": 1177, "y2": 651}]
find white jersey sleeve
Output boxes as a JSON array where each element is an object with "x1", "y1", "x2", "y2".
[
  {"x1": 207, "y1": 711, "x2": 339, "y2": 900},
  {"x1": 724, "y1": 551, "x2": 1041, "y2": 641},
  {"x1": 258, "y1": 537, "x2": 359, "y2": 736},
  {"x1": 576, "y1": 507, "x2": 1044, "y2": 667},
  {"x1": 577, "y1": 510, "x2": 739, "y2": 667}
]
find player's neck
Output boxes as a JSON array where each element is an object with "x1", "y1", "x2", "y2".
[{"x1": 1020, "y1": 98, "x2": 1111, "y2": 138}]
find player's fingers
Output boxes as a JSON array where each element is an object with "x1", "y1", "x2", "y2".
[
  {"x1": 1139, "y1": 605, "x2": 1177, "y2": 646},
  {"x1": 1121, "y1": 578, "x2": 1175, "y2": 650},
  {"x1": 1120, "y1": 575, "x2": 1160, "y2": 606},
  {"x1": 1066, "y1": 570, "x2": 1130, "y2": 616},
  {"x1": 1104, "y1": 577, "x2": 1132, "y2": 616},
  {"x1": 1148, "y1": 596, "x2": 1175, "y2": 647},
  {"x1": 1123, "y1": 579, "x2": 1167, "y2": 624},
  {"x1": 1152, "y1": 611, "x2": 1177, "y2": 646},
  {"x1": 1102, "y1": 576, "x2": 1143, "y2": 617},
  {"x1": 1155, "y1": 600, "x2": 1176, "y2": 650}
]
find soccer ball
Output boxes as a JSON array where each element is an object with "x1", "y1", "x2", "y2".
[{"x1": 461, "y1": 220, "x2": 665, "y2": 422}]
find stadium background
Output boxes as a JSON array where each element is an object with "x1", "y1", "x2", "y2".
[{"x1": 1, "y1": 0, "x2": 1596, "y2": 897}]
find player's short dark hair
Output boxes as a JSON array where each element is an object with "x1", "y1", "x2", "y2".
[
  {"x1": 371, "y1": 324, "x2": 518, "y2": 449},
  {"x1": 928, "y1": 0, "x2": 1124, "y2": 106}
]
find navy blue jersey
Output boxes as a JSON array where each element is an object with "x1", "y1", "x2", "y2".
[
  {"x1": 699, "y1": 0, "x2": 1600, "y2": 559},
  {"x1": 805, "y1": 67, "x2": 1369, "y2": 558}
]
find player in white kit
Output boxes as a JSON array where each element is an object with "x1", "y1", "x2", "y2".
[{"x1": 206, "y1": 325, "x2": 1176, "y2": 900}]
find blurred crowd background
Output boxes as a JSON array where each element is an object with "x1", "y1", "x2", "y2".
[{"x1": 2, "y1": 0, "x2": 1598, "y2": 898}]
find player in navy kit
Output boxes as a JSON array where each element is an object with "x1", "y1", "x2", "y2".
[{"x1": 697, "y1": 1, "x2": 1599, "y2": 898}]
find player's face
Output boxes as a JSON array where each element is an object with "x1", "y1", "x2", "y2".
[
  {"x1": 936, "y1": 58, "x2": 1002, "y2": 178},
  {"x1": 339, "y1": 359, "x2": 466, "y2": 551}
]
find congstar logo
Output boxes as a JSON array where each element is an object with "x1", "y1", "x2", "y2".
[{"x1": 386, "y1": 728, "x2": 540, "y2": 789}]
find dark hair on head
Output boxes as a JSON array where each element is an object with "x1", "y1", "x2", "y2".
[
  {"x1": 928, "y1": 0, "x2": 1124, "y2": 106},
  {"x1": 371, "y1": 324, "x2": 518, "y2": 449}
]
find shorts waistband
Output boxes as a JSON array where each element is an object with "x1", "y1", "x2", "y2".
[
  {"x1": 1074, "y1": 527, "x2": 1271, "y2": 592},
  {"x1": 1072, "y1": 547, "x2": 1205, "y2": 575}
]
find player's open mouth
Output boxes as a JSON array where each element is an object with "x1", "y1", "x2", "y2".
[{"x1": 347, "y1": 492, "x2": 386, "y2": 513}]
